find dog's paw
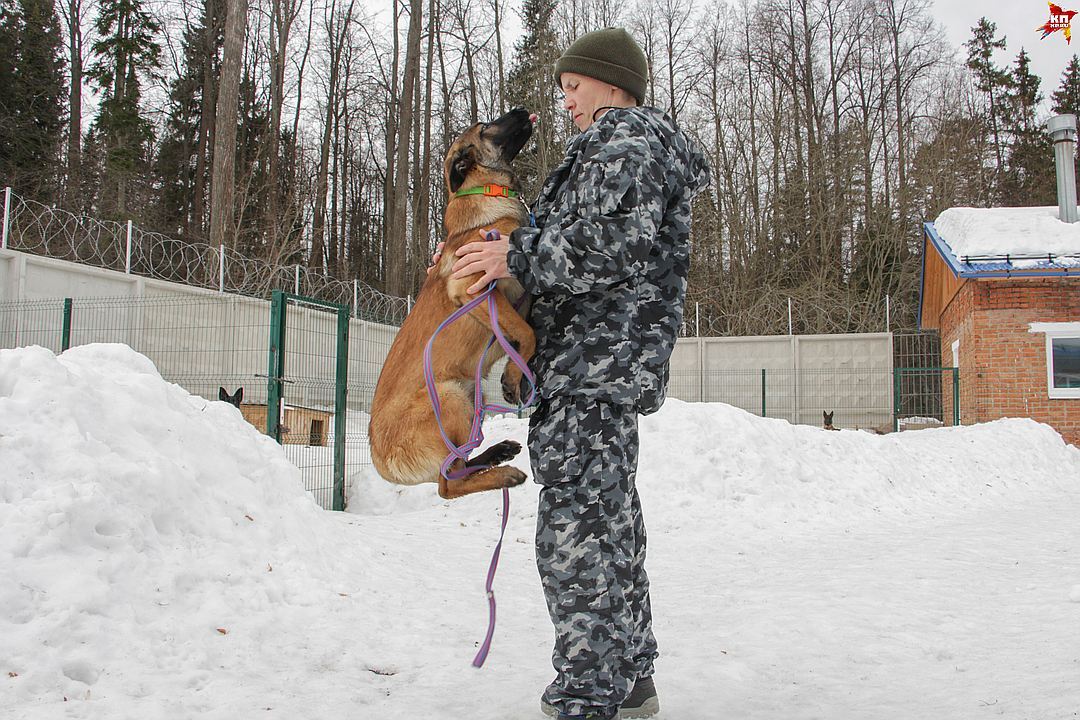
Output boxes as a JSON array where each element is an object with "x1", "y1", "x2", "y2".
[
  {"x1": 500, "y1": 368, "x2": 524, "y2": 404},
  {"x1": 501, "y1": 378, "x2": 522, "y2": 405},
  {"x1": 490, "y1": 440, "x2": 521, "y2": 464},
  {"x1": 468, "y1": 439, "x2": 522, "y2": 469},
  {"x1": 503, "y1": 468, "x2": 527, "y2": 488},
  {"x1": 479, "y1": 439, "x2": 521, "y2": 466},
  {"x1": 500, "y1": 364, "x2": 524, "y2": 405}
]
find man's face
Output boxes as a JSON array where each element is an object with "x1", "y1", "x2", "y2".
[{"x1": 560, "y1": 72, "x2": 618, "y2": 132}]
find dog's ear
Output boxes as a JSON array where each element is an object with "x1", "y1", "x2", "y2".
[
  {"x1": 235, "y1": 387, "x2": 243, "y2": 404},
  {"x1": 449, "y1": 147, "x2": 475, "y2": 193},
  {"x1": 219, "y1": 387, "x2": 229, "y2": 402}
]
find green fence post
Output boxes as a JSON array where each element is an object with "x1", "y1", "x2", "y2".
[
  {"x1": 892, "y1": 368, "x2": 901, "y2": 433},
  {"x1": 61, "y1": 298, "x2": 72, "y2": 351},
  {"x1": 267, "y1": 290, "x2": 286, "y2": 443},
  {"x1": 952, "y1": 367, "x2": 960, "y2": 427},
  {"x1": 761, "y1": 368, "x2": 766, "y2": 417},
  {"x1": 332, "y1": 304, "x2": 349, "y2": 511}
]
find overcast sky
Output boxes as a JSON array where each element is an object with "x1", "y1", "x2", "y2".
[{"x1": 932, "y1": 0, "x2": 1079, "y2": 111}]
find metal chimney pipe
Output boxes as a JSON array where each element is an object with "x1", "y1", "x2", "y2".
[{"x1": 1047, "y1": 114, "x2": 1079, "y2": 223}]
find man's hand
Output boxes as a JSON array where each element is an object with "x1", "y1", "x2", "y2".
[
  {"x1": 452, "y1": 229, "x2": 512, "y2": 294},
  {"x1": 425, "y1": 242, "x2": 445, "y2": 275}
]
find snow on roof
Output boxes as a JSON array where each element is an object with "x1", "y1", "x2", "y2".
[{"x1": 932, "y1": 206, "x2": 1080, "y2": 268}]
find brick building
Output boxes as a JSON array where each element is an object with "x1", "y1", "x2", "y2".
[{"x1": 920, "y1": 209, "x2": 1080, "y2": 446}]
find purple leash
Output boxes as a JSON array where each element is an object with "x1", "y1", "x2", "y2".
[{"x1": 421, "y1": 229, "x2": 536, "y2": 667}]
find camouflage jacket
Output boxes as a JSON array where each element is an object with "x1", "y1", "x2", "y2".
[{"x1": 507, "y1": 106, "x2": 710, "y2": 414}]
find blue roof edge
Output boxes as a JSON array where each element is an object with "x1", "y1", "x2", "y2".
[{"x1": 923, "y1": 220, "x2": 1079, "y2": 280}]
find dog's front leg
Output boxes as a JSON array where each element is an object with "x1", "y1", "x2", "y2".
[{"x1": 474, "y1": 291, "x2": 535, "y2": 404}]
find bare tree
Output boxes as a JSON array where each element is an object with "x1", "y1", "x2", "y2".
[
  {"x1": 263, "y1": 0, "x2": 304, "y2": 249},
  {"x1": 310, "y1": 0, "x2": 358, "y2": 271},
  {"x1": 209, "y1": 0, "x2": 249, "y2": 249},
  {"x1": 57, "y1": 0, "x2": 87, "y2": 206},
  {"x1": 386, "y1": 0, "x2": 423, "y2": 295}
]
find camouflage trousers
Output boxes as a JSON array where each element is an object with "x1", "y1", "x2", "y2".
[{"x1": 529, "y1": 395, "x2": 658, "y2": 717}]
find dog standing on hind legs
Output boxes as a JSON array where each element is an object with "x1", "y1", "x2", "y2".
[{"x1": 368, "y1": 108, "x2": 536, "y2": 501}]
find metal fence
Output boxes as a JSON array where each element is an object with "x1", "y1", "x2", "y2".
[
  {"x1": 0, "y1": 294, "x2": 271, "y2": 400},
  {"x1": 667, "y1": 363, "x2": 957, "y2": 431},
  {"x1": 0, "y1": 293, "x2": 393, "y2": 510},
  {"x1": 0, "y1": 186, "x2": 407, "y2": 325},
  {"x1": 1, "y1": 292, "x2": 958, "y2": 509}
]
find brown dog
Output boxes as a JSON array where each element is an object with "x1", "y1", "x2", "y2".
[
  {"x1": 823, "y1": 411, "x2": 839, "y2": 430},
  {"x1": 368, "y1": 108, "x2": 536, "y2": 500}
]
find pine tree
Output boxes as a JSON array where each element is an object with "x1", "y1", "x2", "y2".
[
  {"x1": 965, "y1": 18, "x2": 1010, "y2": 182},
  {"x1": 1000, "y1": 49, "x2": 1054, "y2": 206},
  {"x1": 0, "y1": 0, "x2": 65, "y2": 201},
  {"x1": 1006, "y1": 49, "x2": 1040, "y2": 135},
  {"x1": 1052, "y1": 54, "x2": 1080, "y2": 116},
  {"x1": 233, "y1": 67, "x2": 270, "y2": 258},
  {"x1": 505, "y1": 0, "x2": 566, "y2": 201},
  {"x1": 86, "y1": 0, "x2": 161, "y2": 218},
  {"x1": 0, "y1": 0, "x2": 21, "y2": 187},
  {"x1": 155, "y1": 0, "x2": 224, "y2": 238}
]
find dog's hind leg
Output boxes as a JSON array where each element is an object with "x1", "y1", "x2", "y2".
[{"x1": 438, "y1": 463, "x2": 527, "y2": 500}]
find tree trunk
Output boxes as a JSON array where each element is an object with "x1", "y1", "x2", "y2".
[
  {"x1": 265, "y1": 0, "x2": 299, "y2": 254},
  {"x1": 194, "y1": 1, "x2": 220, "y2": 239},
  {"x1": 387, "y1": 0, "x2": 422, "y2": 295},
  {"x1": 383, "y1": 0, "x2": 401, "y2": 288},
  {"x1": 209, "y1": 0, "x2": 249, "y2": 250},
  {"x1": 493, "y1": 0, "x2": 505, "y2": 109},
  {"x1": 63, "y1": 0, "x2": 82, "y2": 206},
  {"x1": 417, "y1": 0, "x2": 435, "y2": 263},
  {"x1": 310, "y1": 0, "x2": 350, "y2": 270}
]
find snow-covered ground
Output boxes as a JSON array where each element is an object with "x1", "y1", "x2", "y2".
[{"x1": 3, "y1": 344, "x2": 1080, "y2": 719}]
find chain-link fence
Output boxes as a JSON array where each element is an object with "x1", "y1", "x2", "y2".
[
  {"x1": 0, "y1": 187, "x2": 407, "y2": 325},
  {"x1": 667, "y1": 366, "x2": 955, "y2": 431},
  {"x1": 0, "y1": 294, "x2": 270, "y2": 399}
]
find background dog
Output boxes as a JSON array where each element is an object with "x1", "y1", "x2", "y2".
[
  {"x1": 219, "y1": 386, "x2": 243, "y2": 408},
  {"x1": 368, "y1": 108, "x2": 535, "y2": 500},
  {"x1": 823, "y1": 410, "x2": 839, "y2": 430}
]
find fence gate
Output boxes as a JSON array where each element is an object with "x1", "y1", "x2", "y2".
[
  {"x1": 893, "y1": 366, "x2": 960, "y2": 431},
  {"x1": 266, "y1": 290, "x2": 349, "y2": 510}
]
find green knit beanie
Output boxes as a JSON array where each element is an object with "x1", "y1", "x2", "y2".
[{"x1": 554, "y1": 27, "x2": 648, "y2": 105}]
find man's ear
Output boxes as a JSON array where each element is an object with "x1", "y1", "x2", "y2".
[{"x1": 449, "y1": 148, "x2": 474, "y2": 192}]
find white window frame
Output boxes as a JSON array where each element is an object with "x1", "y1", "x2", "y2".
[{"x1": 1030, "y1": 322, "x2": 1080, "y2": 399}]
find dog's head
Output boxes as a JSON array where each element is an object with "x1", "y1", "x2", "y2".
[
  {"x1": 823, "y1": 410, "x2": 837, "y2": 430},
  {"x1": 219, "y1": 386, "x2": 243, "y2": 408},
  {"x1": 444, "y1": 108, "x2": 535, "y2": 193}
]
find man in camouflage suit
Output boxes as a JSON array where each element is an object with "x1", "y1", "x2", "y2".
[{"x1": 450, "y1": 27, "x2": 710, "y2": 720}]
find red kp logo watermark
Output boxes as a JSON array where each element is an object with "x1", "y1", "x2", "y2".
[{"x1": 1038, "y1": 2, "x2": 1079, "y2": 44}]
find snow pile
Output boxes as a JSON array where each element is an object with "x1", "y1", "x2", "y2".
[
  {"x1": 636, "y1": 399, "x2": 1080, "y2": 525},
  {"x1": 933, "y1": 206, "x2": 1080, "y2": 265},
  {"x1": 350, "y1": 398, "x2": 1080, "y2": 529},
  {"x1": 0, "y1": 344, "x2": 359, "y2": 706},
  {"x1": 3, "y1": 343, "x2": 1080, "y2": 718}
]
